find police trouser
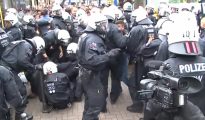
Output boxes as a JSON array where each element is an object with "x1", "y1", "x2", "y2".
[
  {"x1": 80, "y1": 67, "x2": 105, "y2": 120},
  {"x1": 101, "y1": 56, "x2": 124, "y2": 102},
  {"x1": 144, "y1": 100, "x2": 205, "y2": 120},
  {"x1": 75, "y1": 76, "x2": 83, "y2": 99},
  {"x1": 11, "y1": 71, "x2": 27, "y2": 116},
  {"x1": 128, "y1": 61, "x2": 144, "y2": 107}
]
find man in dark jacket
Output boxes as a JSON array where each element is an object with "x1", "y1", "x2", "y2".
[
  {"x1": 0, "y1": 65, "x2": 33, "y2": 120},
  {"x1": 102, "y1": 7, "x2": 127, "y2": 107},
  {"x1": 126, "y1": 7, "x2": 162, "y2": 113},
  {"x1": 0, "y1": 36, "x2": 45, "y2": 119},
  {"x1": 0, "y1": 66, "x2": 32, "y2": 120},
  {"x1": 144, "y1": 12, "x2": 205, "y2": 119},
  {"x1": 78, "y1": 13, "x2": 121, "y2": 120},
  {"x1": 50, "y1": 5, "x2": 68, "y2": 30},
  {"x1": 42, "y1": 29, "x2": 70, "y2": 62},
  {"x1": 0, "y1": 27, "x2": 10, "y2": 57}
]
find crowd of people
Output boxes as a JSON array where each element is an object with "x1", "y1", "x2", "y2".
[{"x1": 1, "y1": 1, "x2": 205, "y2": 120}]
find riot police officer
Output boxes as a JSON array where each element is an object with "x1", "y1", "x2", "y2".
[
  {"x1": 0, "y1": 27, "x2": 10, "y2": 57},
  {"x1": 4, "y1": 13, "x2": 23, "y2": 42},
  {"x1": 123, "y1": 2, "x2": 133, "y2": 31},
  {"x1": 102, "y1": 6, "x2": 127, "y2": 106},
  {"x1": 0, "y1": 65, "x2": 33, "y2": 120},
  {"x1": 126, "y1": 6, "x2": 160, "y2": 113},
  {"x1": 0, "y1": 36, "x2": 45, "y2": 119},
  {"x1": 78, "y1": 13, "x2": 121, "y2": 120},
  {"x1": 50, "y1": 5, "x2": 68, "y2": 30},
  {"x1": 42, "y1": 29, "x2": 70, "y2": 62},
  {"x1": 144, "y1": 11, "x2": 205, "y2": 119},
  {"x1": 22, "y1": 14, "x2": 37, "y2": 39}
]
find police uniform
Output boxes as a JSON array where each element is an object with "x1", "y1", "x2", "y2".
[
  {"x1": 0, "y1": 40, "x2": 36, "y2": 104},
  {"x1": 0, "y1": 28, "x2": 10, "y2": 57},
  {"x1": 126, "y1": 17, "x2": 155, "y2": 112},
  {"x1": 50, "y1": 16, "x2": 68, "y2": 30},
  {"x1": 78, "y1": 32, "x2": 109, "y2": 120},
  {"x1": 0, "y1": 66, "x2": 23, "y2": 120},
  {"x1": 143, "y1": 55, "x2": 205, "y2": 120},
  {"x1": 103, "y1": 22, "x2": 127, "y2": 104},
  {"x1": 42, "y1": 30, "x2": 63, "y2": 63},
  {"x1": 164, "y1": 55, "x2": 205, "y2": 115},
  {"x1": 5, "y1": 25, "x2": 23, "y2": 42}
]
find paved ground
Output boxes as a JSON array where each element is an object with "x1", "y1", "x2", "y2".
[{"x1": 26, "y1": 82, "x2": 143, "y2": 120}]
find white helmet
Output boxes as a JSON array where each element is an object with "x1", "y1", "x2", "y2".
[
  {"x1": 102, "y1": 7, "x2": 115, "y2": 21},
  {"x1": 57, "y1": 30, "x2": 71, "y2": 45},
  {"x1": 52, "y1": 4, "x2": 62, "y2": 16},
  {"x1": 115, "y1": 9, "x2": 123, "y2": 20},
  {"x1": 6, "y1": 8, "x2": 17, "y2": 15},
  {"x1": 4, "y1": 13, "x2": 18, "y2": 26},
  {"x1": 78, "y1": 15, "x2": 89, "y2": 27},
  {"x1": 87, "y1": 13, "x2": 108, "y2": 34},
  {"x1": 23, "y1": 15, "x2": 34, "y2": 24},
  {"x1": 158, "y1": 6, "x2": 170, "y2": 17},
  {"x1": 134, "y1": 6, "x2": 147, "y2": 22},
  {"x1": 43, "y1": 61, "x2": 58, "y2": 75},
  {"x1": 123, "y1": 2, "x2": 132, "y2": 12},
  {"x1": 31, "y1": 36, "x2": 45, "y2": 54},
  {"x1": 67, "y1": 42, "x2": 78, "y2": 54},
  {"x1": 167, "y1": 12, "x2": 201, "y2": 56}
]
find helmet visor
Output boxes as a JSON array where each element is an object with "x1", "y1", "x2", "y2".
[{"x1": 95, "y1": 20, "x2": 108, "y2": 34}]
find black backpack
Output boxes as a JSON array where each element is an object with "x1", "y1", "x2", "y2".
[{"x1": 44, "y1": 73, "x2": 74, "y2": 109}]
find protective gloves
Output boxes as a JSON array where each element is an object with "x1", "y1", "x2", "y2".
[{"x1": 107, "y1": 48, "x2": 121, "y2": 57}]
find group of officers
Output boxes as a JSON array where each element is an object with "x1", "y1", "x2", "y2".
[{"x1": 1, "y1": 1, "x2": 205, "y2": 120}]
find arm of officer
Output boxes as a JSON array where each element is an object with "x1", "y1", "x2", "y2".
[
  {"x1": 18, "y1": 45, "x2": 35, "y2": 71},
  {"x1": 180, "y1": 101, "x2": 205, "y2": 120},
  {"x1": 111, "y1": 27, "x2": 127, "y2": 48}
]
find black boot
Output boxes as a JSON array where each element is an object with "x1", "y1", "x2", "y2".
[
  {"x1": 42, "y1": 104, "x2": 53, "y2": 113},
  {"x1": 101, "y1": 106, "x2": 107, "y2": 113},
  {"x1": 127, "y1": 102, "x2": 144, "y2": 113}
]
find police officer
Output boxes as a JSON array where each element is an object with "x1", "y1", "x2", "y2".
[
  {"x1": 0, "y1": 65, "x2": 33, "y2": 120},
  {"x1": 78, "y1": 13, "x2": 121, "y2": 120},
  {"x1": 0, "y1": 28, "x2": 10, "y2": 57},
  {"x1": 22, "y1": 13, "x2": 37, "y2": 39},
  {"x1": 0, "y1": 36, "x2": 45, "y2": 119},
  {"x1": 144, "y1": 12, "x2": 205, "y2": 119},
  {"x1": 102, "y1": 6, "x2": 127, "y2": 106},
  {"x1": 155, "y1": 5, "x2": 171, "y2": 42},
  {"x1": 50, "y1": 5, "x2": 68, "y2": 30},
  {"x1": 126, "y1": 6, "x2": 156, "y2": 113},
  {"x1": 123, "y1": 2, "x2": 133, "y2": 31},
  {"x1": 4, "y1": 13, "x2": 23, "y2": 42},
  {"x1": 42, "y1": 29, "x2": 70, "y2": 62}
]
